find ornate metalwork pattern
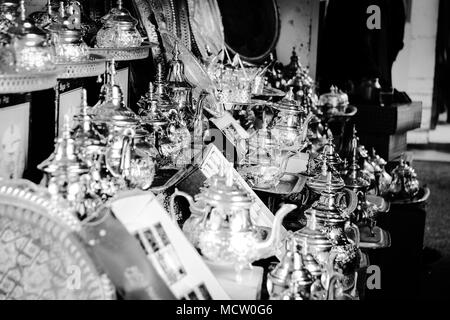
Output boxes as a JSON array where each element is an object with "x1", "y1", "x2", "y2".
[
  {"x1": 0, "y1": 181, "x2": 114, "y2": 300},
  {"x1": 187, "y1": 0, "x2": 224, "y2": 60}
]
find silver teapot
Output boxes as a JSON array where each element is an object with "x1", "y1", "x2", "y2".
[
  {"x1": 170, "y1": 167, "x2": 297, "y2": 271},
  {"x1": 388, "y1": 157, "x2": 420, "y2": 200},
  {"x1": 369, "y1": 148, "x2": 392, "y2": 197},
  {"x1": 95, "y1": 0, "x2": 143, "y2": 48},
  {"x1": 271, "y1": 88, "x2": 314, "y2": 152}
]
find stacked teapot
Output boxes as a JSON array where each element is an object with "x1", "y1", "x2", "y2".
[{"x1": 296, "y1": 165, "x2": 361, "y2": 296}]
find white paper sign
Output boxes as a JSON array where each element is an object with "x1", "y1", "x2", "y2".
[
  {"x1": 285, "y1": 152, "x2": 310, "y2": 174},
  {"x1": 59, "y1": 87, "x2": 83, "y2": 132},
  {"x1": 210, "y1": 111, "x2": 249, "y2": 161},
  {"x1": 0, "y1": 103, "x2": 30, "y2": 179},
  {"x1": 111, "y1": 191, "x2": 230, "y2": 300}
]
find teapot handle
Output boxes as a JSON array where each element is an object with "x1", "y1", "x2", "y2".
[
  {"x1": 169, "y1": 188, "x2": 195, "y2": 224},
  {"x1": 336, "y1": 188, "x2": 359, "y2": 218}
]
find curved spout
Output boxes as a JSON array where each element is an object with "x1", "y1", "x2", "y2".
[
  {"x1": 255, "y1": 204, "x2": 297, "y2": 256},
  {"x1": 300, "y1": 113, "x2": 315, "y2": 143},
  {"x1": 326, "y1": 274, "x2": 343, "y2": 300}
]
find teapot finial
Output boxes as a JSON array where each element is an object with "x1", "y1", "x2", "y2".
[
  {"x1": 62, "y1": 114, "x2": 72, "y2": 139},
  {"x1": 117, "y1": 0, "x2": 123, "y2": 10},
  {"x1": 19, "y1": 0, "x2": 26, "y2": 21},
  {"x1": 320, "y1": 159, "x2": 328, "y2": 176},
  {"x1": 173, "y1": 41, "x2": 180, "y2": 61},
  {"x1": 108, "y1": 60, "x2": 117, "y2": 86},
  {"x1": 58, "y1": 1, "x2": 65, "y2": 18},
  {"x1": 148, "y1": 82, "x2": 155, "y2": 100},
  {"x1": 47, "y1": 0, "x2": 52, "y2": 15}
]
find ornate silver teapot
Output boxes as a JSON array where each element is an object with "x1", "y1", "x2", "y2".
[
  {"x1": 297, "y1": 172, "x2": 360, "y2": 292},
  {"x1": 95, "y1": 0, "x2": 143, "y2": 48},
  {"x1": 38, "y1": 117, "x2": 102, "y2": 220},
  {"x1": 8, "y1": 1, "x2": 55, "y2": 72},
  {"x1": 318, "y1": 86, "x2": 349, "y2": 115},
  {"x1": 47, "y1": 2, "x2": 89, "y2": 62},
  {"x1": 307, "y1": 160, "x2": 345, "y2": 194},
  {"x1": 238, "y1": 112, "x2": 291, "y2": 189},
  {"x1": 271, "y1": 88, "x2": 313, "y2": 152},
  {"x1": 166, "y1": 42, "x2": 195, "y2": 118},
  {"x1": 388, "y1": 157, "x2": 420, "y2": 200},
  {"x1": 170, "y1": 167, "x2": 296, "y2": 271},
  {"x1": 369, "y1": 148, "x2": 392, "y2": 197}
]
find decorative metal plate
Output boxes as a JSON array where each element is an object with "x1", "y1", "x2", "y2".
[
  {"x1": 0, "y1": 181, "x2": 115, "y2": 300},
  {"x1": 56, "y1": 54, "x2": 107, "y2": 79},
  {"x1": 0, "y1": 69, "x2": 59, "y2": 94},
  {"x1": 160, "y1": 30, "x2": 214, "y2": 90},
  {"x1": 89, "y1": 42, "x2": 156, "y2": 62},
  {"x1": 187, "y1": 0, "x2": 225, "y2": 60}
]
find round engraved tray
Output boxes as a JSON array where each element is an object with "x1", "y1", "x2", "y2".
[
  {"x1": 89, "y1": 42, "x2": 156, "y2": 61},
  {"x1": 0, "y1": 69, "x2": 59, "y2": 94},
  {"x1": 56, "y1": 54, "x2": 107, "y2": 79},
  {"x1": 0, "y1": 181, "x2": 115, "y2": 300}
]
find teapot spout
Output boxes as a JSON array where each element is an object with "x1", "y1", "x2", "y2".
[
  {"x1": 255, "y1": 204, "x2": 297, "y2": 257},
  {"x1": 300, "y1": 113, "x2": 315, "y2": 144}
]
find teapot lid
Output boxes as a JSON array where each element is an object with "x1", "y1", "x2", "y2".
[
  {"x1": 101, "y1": 0, "x2": 138, "y2": 28},
  {"x1": 295, "y1": 212, "x2": 332, "y2": 250},
  {"x1": 166, "y1": 42, "x2": 194, "y2": 89},
  {"x1": 307, "y1": 160, "x2": 345, "y2": 192},
  {"x1": 38, "y1": 116, "x2": 89, "y2": 175},
  {"x1": 199, "y1": 165, "x2": 253, "y2": 209},
  {"x1": 93, "y1": 85, "x2": 138, "y2": 124},
  {"x1": 92, "y1": 62, "x2": 138, "y2": 124},
  {"x1": 344, "y1": 132, "x2": 371, "y2": 190},
  {"x1": 72, "y1": 89, "x2": 107, "y2": 151},
  {"x1": 275, "y1": 87, "x2": 303, "y2": 113},
  {"x1": 319, "y1": 85, "x2": 348, "y2": 107},
  {"x1": 307, "y1": 172, "x2": 347, "y2": 221},
  {"x1": 8, "y1": 1, "x2": 48, "y2": 41},
  {"x1": 320, "y1": 136, "x2": 342, "y2": 167}
]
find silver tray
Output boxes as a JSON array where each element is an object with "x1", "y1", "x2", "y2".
[
  {"x1": 252, "y1": 87, "x2": 286, "y2": 98},
  {"x1": 252, "y1": 173, "x2": 307, "y2": 196},
  {"x1": 89, "y1": 42, "x2": 156, "y2": 61},
  {"x1": 359, "y1": 226, "x2": 391, "y2": 249},
  {"x1": 0, "y1": 180, "x2": 115, "y2": 300},
  {"x1": 56, "y1": 54, "x2": 107, "y2": 79},
  {"x1": 0, "y1": 69, "x2": 59, "y2": 94}
]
